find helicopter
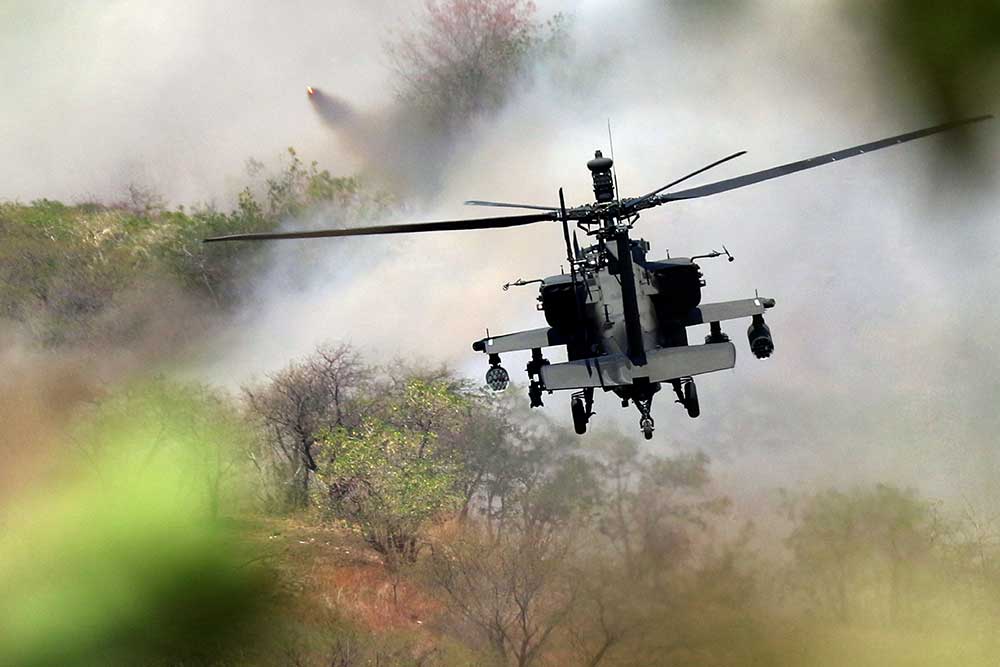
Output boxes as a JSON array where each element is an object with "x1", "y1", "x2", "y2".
[{"x1": 205, "y1": 115, "x2": 992, "y2": 439}]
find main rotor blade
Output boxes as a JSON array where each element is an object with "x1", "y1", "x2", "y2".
[
  {"x1": 659, "y1": 115, "x2": 993, "y2": 202},
  {"x1": 203, "y1": 212, "x2": 557, "y2": 243},
  {"x1": 628, "y1": 150, "x2": 747, "y2": 210},
  {"x1": 464, "y1": 199, "x2": 559, "y2": 212}
]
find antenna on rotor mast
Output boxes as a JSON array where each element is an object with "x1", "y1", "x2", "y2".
[{"x1": 607, "y1": 118, "x2": 621, "y2": 201}]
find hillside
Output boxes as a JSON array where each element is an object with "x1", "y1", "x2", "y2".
[{"x1": 0, "y1": 152, "x2": 385, "y2": 348}]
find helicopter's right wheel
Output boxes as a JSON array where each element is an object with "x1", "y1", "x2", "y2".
[
  {"x1": 683, "y1": 381, "x2": 700, "y2": 418},
  {"x1": 571, "y1": 396, "x2": 588, "y2": 435}
]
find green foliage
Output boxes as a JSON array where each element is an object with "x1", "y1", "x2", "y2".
[
  {"x1": 317, "y1": 379, "x2": 471, "y2": 560},
  {"x1": 12, "y1": 333, "x2": 1000, "y2": 665},
  {"x1": 230, "y1": 342, "x2": 1000, "y2": 664},
  {"x1": 784, "y1": 483, "x2": 945, "y2": 625},
  {"x1": 370, "y1": 376, "x2": 471, "y2": 438},
  {"x1": 243, "y1": 343, "x2": 367, "y2": 512},
  {"x1": 0, "y1": 150, "x2": 392, "y2": 346},
  {"x1": 153, "y1": 194, "x2": 272, "y2": 304},
  {"x1": 0, "y1": 201, "x2": 163, "y2": 343},
  {"x1": 321, "y1": 418, "x2": 462, "y2": 560},
  {"x1": 74, "y1": 378, "x2": 254, "y2": 518},
  {"x1": 0, "y1": 381, "x2": 271, "y2": 666},
  {"x1": 854, "y1": 0, "x2": 1000, "y2": 130},
  {"x1": 263, "y1": 147, "x2": 388, "y2": 220}
]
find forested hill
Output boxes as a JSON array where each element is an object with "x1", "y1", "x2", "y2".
[{"x1": 0, "y1": 150, "x2": 388, "y2": 348}]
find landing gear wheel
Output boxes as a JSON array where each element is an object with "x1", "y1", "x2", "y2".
[
  {"x1": 683, "y1": 381, "x2": 700, "y2": 418},
  {"x1": 571, "y1": 397, "x2": 588, "y2": 435},
  {"x1": 640, "y1": 416, "x2": 654, "y2": 440},
  {"x1": 528, "y1": 381, "x2": 544, "y2": 408},
  {"x1": 631, "y1": 388, "x2": 657, "y2": 440}
]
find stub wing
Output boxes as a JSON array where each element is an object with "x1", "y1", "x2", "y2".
[
  {"x1": 540, "y1": 342, "x2": 736, "y2": 390},
  {"x1": 472, "y1": 327, "x2": 566, "y2": 354},
  {"x1": 684, "y1": 297, "x2": 776, "y2": 326}
]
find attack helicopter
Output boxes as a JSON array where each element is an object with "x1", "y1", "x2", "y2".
[{"x1": 205, "y1": 115, "x2": 991, "y2": 439}]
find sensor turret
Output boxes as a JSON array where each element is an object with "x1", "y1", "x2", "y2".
[{"x1": 587, "y1": 150, "x2": 615, "y2": 202}]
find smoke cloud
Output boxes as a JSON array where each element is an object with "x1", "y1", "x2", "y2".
[{"x1": 3, "y1": 0, "x2": 999, "y2": 512}]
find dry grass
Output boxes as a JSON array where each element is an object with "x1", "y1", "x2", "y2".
[{"x1": 245, "y1": 516, "x2": 443, "y2": 635}]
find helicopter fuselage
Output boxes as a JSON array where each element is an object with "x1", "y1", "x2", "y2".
[
  {"x1": 474, "y1": 218, "x2": 776, "y2": 439},
  {"x1": 539, "y1": 239, "x2": 705, "y2": 362},
  {"x1": 203, "y1": 115, "x2": 990, "y2": 440}
]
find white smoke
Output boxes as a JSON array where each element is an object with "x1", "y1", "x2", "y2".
[{"x1": 5, "y1": 0, "x2": 999, "y2": 508}]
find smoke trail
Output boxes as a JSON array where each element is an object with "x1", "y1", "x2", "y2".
[{"x1": 306, "y1": 86, "x2": 358, "y2": 129}]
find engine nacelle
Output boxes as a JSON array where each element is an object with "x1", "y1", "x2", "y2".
[{"x1": 747, "y1": 314, "x2": 774, "y2": 359}]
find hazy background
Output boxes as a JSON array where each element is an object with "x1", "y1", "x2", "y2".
[{"x1": 3, "y1": 0, "x2": 998, "y2": 509}]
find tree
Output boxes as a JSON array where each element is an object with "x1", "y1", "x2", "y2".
[
  {"x1": 387, "y1": 0, "x2": 552, "y2": 133},
  {"x1": 556, "y1": 436, "x2": 742, "y2": 666},
  {"x1": 784, "y1": 483, "x2": 944, "y2": 625},
  {"x1": 456, "y1": 389, "x2": 601, "y2": 539},
  {"x1": 313, "y1": 375, "x2": 480, "y2": 562},
  {"x1": 949, "y1": 501, "x2": 1000, "y2": 618},
  {"x1": 318, "y1": 416, "x2": 462, "y2": 564},
  {"x1": 244, "y1": 343, "x2": 365, "y2": 509},
  {"x1": 591, "y1": 436, "x2": 727, "y2": 585},
  {"x1": 71, "y1": 378, "x2": 251, "y2": 519},
  {"x1": 425, "y1": 524, "x2": 578, "y2": 667}
]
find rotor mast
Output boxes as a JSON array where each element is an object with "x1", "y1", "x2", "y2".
[{"x1": 588, "y1": 151, "x2": 647, "y2": 366}]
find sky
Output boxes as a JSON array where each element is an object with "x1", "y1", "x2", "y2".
[{"x1": 3, "y1": 0, "x2": 999, "y2": 509}]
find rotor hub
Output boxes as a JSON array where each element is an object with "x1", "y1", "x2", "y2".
[{"x1": 587, "y1": 150, "x2": 615, "y2": 203}]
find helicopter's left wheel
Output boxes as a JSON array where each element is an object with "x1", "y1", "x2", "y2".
[{"x1": 571, "y1": 397, "x2": 588, "y2": 435}]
